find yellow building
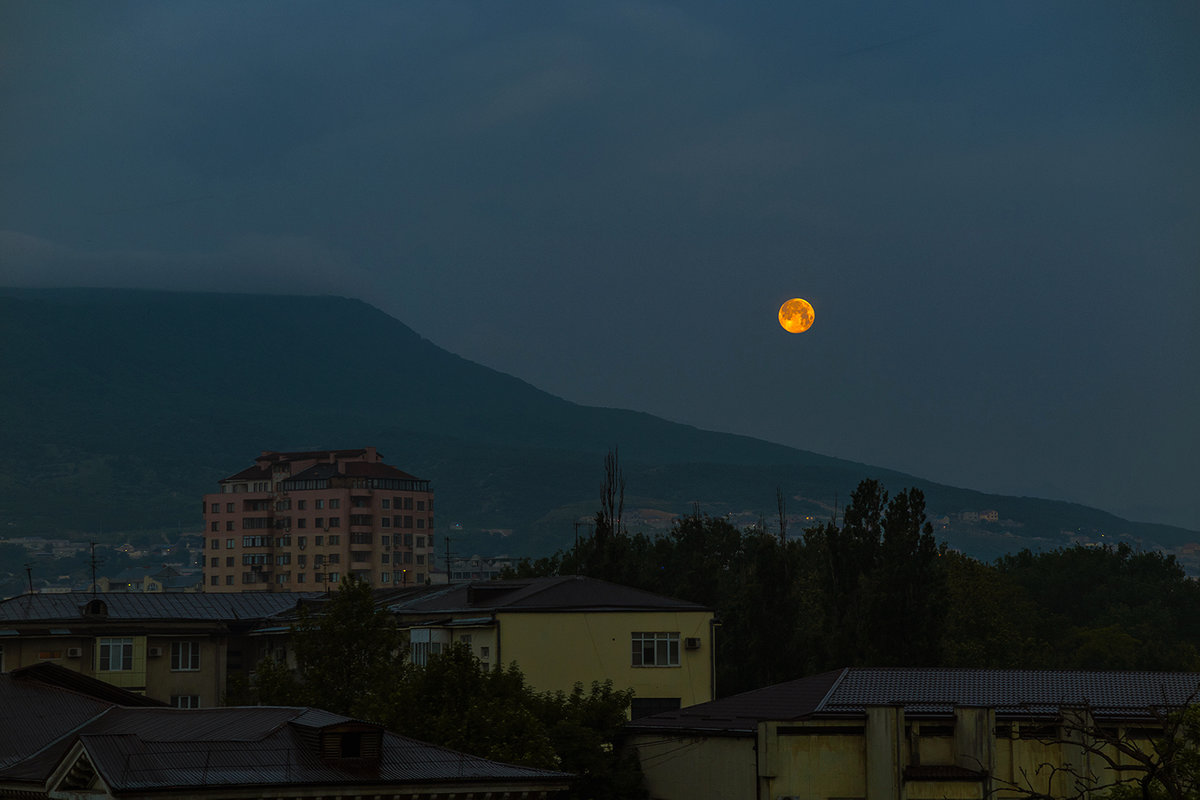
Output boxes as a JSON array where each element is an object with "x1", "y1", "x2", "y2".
[
  {"x1": 0, "y1": 591, "x2": 319, "y2": 707},
  {"x1": 628, "y1": 667, "x2": 1200, "y2": 800},
  {"x1": 386, "y1": 576, "x2": 716, "y2": 717}
]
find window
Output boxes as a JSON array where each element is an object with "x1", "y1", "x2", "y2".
[
  {"x1": 315, "y1": 535, "x2": 324, "y2": 546},
  {"x1": 210, "y1": 575, "x2": 218, "y2": 586},
  {"x1": 382, "y1": 499, "x2": 391, "y2": 509},
  {"x1": 328, "y1": 554, "x2": 340, "y2": 564},
  {"x1": 632, "y1": 632, "x2": 680, "y2": 667},
  {"x1": 417, "y1": 500, "x2": 426, "y2": 511},
  {"x1": 226, "y1": 538, "x2": 235, "y2": 548},
  {"x1": 171, "y1": 695, "x2": 200, "y2": 709},
  {"x1": 98, "y1": 637, "x2": 133, "y2": 671},
  {"x1": 327, "y1": 534, "x2": 340, "y2": 545},
  {"x1": 328, "y1": 517, "x2": 341, "y2": 528},
  {"x1": 297, "y1": 518, "x2": 307, "y2": 529},
  {"x1": 297, "y1": 499, "x2": 307, "y2": 510},
  {"x1": 296, "y1": 573, "x2": 306, "y2": 583},
  {"x1": 381, "y1": 535, "x2": 390, "y2": 546},
  {"x1": 328, "y1": 572, "x2": 340, "y2": 583},
  {"x1": 381, "y1": 517, "x2": 391, "y2": 528},
  {"x1": 316, "y1": 499, "x2": 325, "y2": 509},
  {"x1": 225, "y1": 521, "x2": 234, "y2": 531},
  {"x1": 226, "y1": 502, "x2": 235, "y2": 512},
  {"x1": 381, "y1": 553, "x2": 390, "y2": 563},
  {"x1": 171, "y1": 641, "x2": 200, "y2": 671},
  {"x1": 416, "y1": 536, "x2": 425, "y2": 548},
  {"x1": 329, "y1": 499, "x2": 340, "y2": 509},
  {"x1": 210, "y1": 557, "x2": 219, "y2": 567},
  {"x1": 381, "y1": 572, "x2": 391, "y2": 583},
  {"x1": 210, "y1": 522, "x2": 218, "y2": 532},
  {"x1": 416, "y1": 554, "x2": 425, "y2": 565},
  {"x1": 210, "y1": 538, "x2": 219, "y2": 549},
  {"x1": 315, "y1": 518, "x2": 325, "y2": 529},
  {"x1": 417, "y1": 518, "x2": 425, "y2": 529},
  {"x1": 211, "y1": 503, "x2": 220, "y2": 513},
  {"x1": 225, "y1": 575, "x2": 234, "y2": 585}
]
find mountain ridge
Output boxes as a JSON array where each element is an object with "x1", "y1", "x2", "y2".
[{"x1": 1, "y1": 286, "x2": 1192, "y2": 561}]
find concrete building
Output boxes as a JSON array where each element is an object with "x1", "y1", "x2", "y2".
[
  {"x1": 628, "y1": 667, "x2": 1200, "y2": 800},
  {"x1": 382, "y1": 576, "x2": 717, "y2": 717},
  {"x1": 0, "y1": 591, "x2": 320, "y2": 707},
  {"x1": 202, "y1": 448, "x2": 435, "y2": 592}
]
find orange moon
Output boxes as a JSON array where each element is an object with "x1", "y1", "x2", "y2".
[{"x1": 778, "y1": 298, "x2": 815, "y2": 333}]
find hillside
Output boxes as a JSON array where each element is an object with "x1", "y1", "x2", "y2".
[{"x1": 0, "y1": 287, "x2": 1192, "y2": 561}]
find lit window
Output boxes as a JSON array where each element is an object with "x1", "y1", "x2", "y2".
[
  {"x1": 171, "y1": 641, "x2": 200, "y2": 671},
  {"x1": 632, "y1": 632, "x2": 680, "y2": 667},
  {"x1": 98, "y1": 637, "x2": 133, "y2": 671}
]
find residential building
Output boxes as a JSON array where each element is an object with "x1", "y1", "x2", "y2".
[
  {"x1": 202, "y1": 448, "x2": 435, "y2": 592},
  {"x1": 0, "y1": 662, "x2": 570, "y2": 799},
  {"x1": 0, "y1": 591, "x2": 320, "y2": 707},
  {"x1": 382, "y1": 576, "x2": 716, "y2": 717},
  {"x1": 627, "y1": 667, "x2": 1200, "y2": 800},
  {"x1": 447, "y1": 554, "x2": 519, "y2": 581}
]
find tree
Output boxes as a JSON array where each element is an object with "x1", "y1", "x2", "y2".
[
  {"x1": 256, "y1": 576, "x2": 399, "y2": 717},
  {"x1": 254, "y1": 581, "x2": 645, "y2": 799}
]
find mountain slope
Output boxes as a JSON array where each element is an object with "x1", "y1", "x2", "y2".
[{"x1": 0, "y1": 287, "x2": 1192, "y2": 559}]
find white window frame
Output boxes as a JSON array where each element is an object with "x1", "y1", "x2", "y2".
[
  {"x1": 98, "y1": 637, "x2": 133, "y2": 671},
  {"x1": 171, "y1": 695, "x2": 200, "y2": 708},
  {"x1": 171, "y1": 641, "x2": 200, "y2": 671},
  {"x1": 632, "y1": 632, "x2": 680, "y2": 667}
]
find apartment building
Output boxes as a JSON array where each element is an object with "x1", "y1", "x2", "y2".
[{"x1": 202, "y1": 448, "x2": 435, "y2": 592}]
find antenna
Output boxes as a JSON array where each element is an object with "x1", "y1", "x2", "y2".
[{"x1": 24, "y1": 563, "x2": 33, "y2": 596}]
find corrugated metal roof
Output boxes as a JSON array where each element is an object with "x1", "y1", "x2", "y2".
[
  {"x1": 388, "y1": 576, "x2": 710, "y2": 615},
  {"x1": 628, "y1": 668, "x2": 1200, "y2": 734},
  {"x1": 0, "y1": 592, "x2": 323, "y2": 623},
  {"x1": 0, "y1": 672, "x2": 570, "y2": 794},
  {"x1": 823, "y1": 668, "x2": 1200, "y2": 717}
]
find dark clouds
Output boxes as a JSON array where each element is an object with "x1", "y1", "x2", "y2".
[{"x1": 2, "y1": 2, "x2": 1198, "y2": 527}]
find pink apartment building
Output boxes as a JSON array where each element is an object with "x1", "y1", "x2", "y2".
[{"x1": 202, "y1": 448, "x2": 435, "y2": 592}]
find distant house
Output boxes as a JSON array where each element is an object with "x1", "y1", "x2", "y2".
[
  {"x1": 628, "y1": 667, "x2": 1200, "y2": 800},
  {"x1": 0, "y1": 591, "x2": 321, "y2": 707},
  {"x1": 380, "y1": 576, "x2": 716, "y2": 718},
  {"x1": 0, "y1": 662, "x2": 570, "y2": 799}
]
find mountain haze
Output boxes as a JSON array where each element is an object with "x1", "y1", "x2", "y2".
[{"x1": 1, "y1": 287, "x2": 1192, "y2": 559}]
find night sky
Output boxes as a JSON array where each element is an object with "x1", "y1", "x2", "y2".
[{"x1": 2, "y1": 3, "x2": 1197, "y2": 529}]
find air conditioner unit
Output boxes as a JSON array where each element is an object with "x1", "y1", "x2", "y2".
[
  {"x1": 148, "y1": 647, "x2": 164, "y2": 658},
  {"x1": 684, "y1": 637, "x2": 702, "y2": 650},
  {"x1": 67, "y1": 647, "x2": 82, "y2": 658}
]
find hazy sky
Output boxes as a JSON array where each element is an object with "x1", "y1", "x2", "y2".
[{"x1": 2, "y1": 2, "x2": 1198, "y2": 528}]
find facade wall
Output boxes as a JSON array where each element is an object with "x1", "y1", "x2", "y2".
[
  {"x1": 202, "y1": 449, "x2": 434, "y2": 593},
  {"x1": 497, "y1": 610, "x2": 714, "y2": 706},
  {"x1": 634, "y1": 710, "x2": 1160, "y2": 800},
  {"x1": 0, "y1": 631, "x2": 226, "y2": 707},
  {"x1": 634, "y1": 735, "x2": 756, "y2": 800}
]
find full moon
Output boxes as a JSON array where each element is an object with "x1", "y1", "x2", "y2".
[{"x1": 778, "y1": 298, "x2": 815, "y2": 333}]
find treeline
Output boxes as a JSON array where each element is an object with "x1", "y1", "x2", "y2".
[{"x1": 508, "y1": 479, "x2": 1200, "y2": 697}]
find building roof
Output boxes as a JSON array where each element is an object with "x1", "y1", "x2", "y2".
[
  {"x1": 0, "y1": 664, "x2": 570, "y2": 796},
  {"x1": 0, "y1": 592, "x2": 322, "y2": 624},
  {"x1": 383, "y1": 575, "x2": 712, "y2": 616},
  {"x1": 627, "y1": 668, "x2": 1200, "y2": 735}
]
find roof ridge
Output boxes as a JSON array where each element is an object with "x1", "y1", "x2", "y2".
[{"x1": 813, "y1": 667, "x2": 850, "y2": 714}]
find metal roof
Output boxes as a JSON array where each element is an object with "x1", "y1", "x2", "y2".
[
  {"x1": 387, "y1": 575, "x2": 711, "y2": 615},
  {"x1": 0, "y1": 667, "x2": 570, "y2": 794},
  {"x1": 628, "y1": 668, "x2": 1200, "y2": 735},
  {"x1": 0, "y1": 592, "x2": 323, "y2": 623}
]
